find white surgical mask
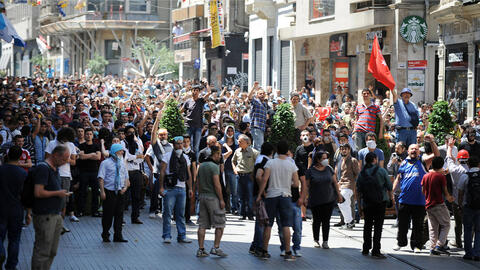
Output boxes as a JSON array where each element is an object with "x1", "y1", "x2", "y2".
[
  {"x1": 366, "y1": 140, "x2": 377, "y2": 149},
  {"x1": 175, "y1": 149, "x2": 183, "y2": 157},
  {"x1": 227, "y1": 134, "x2": 234, "y2": 138},
  {"x1": 321, "y1": 159, "x2": 329, "y2": 167}
]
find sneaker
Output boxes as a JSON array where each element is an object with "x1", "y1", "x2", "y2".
[
  {"x1": 61, "y1": 226, "x2": 70, "y2": 235},
  {"x1": 163, "y1": 238, "x2": 171, "y2": 244},
  {"x1": 249, "y1": 246, "x2": 256, "y2": 254},
  {"x1": 393, "y1": 245, "x2": 402, "y2": 251},
  {"x1": 260, "y1": 250, "x2": 271, "y2": 260},
  {"x1": 280, "y1": 250, "x2": 285, "y2": 256},
  {"x1": 434, "y1": 246, "x2": 450, "y2": 256},
  {"x1": 349, "y1": 221, "x2": 355, "y2": 228},
  {"x1": 322, "y1": 241, "x2": 329, "y2": 249},
  {"x1": 293, "y1": 250, "x2": 302, "y2": 257},
  {"x1": 463, "y1": 254, "x2": 474, "y2": 260},
  {"x1": 284, "y1": 252, "x2": 296, "y2": 261},
  {"x1": 149, "y1": 213, "x2": 157, "y2": 219},
  {"x1": 430, "y1": 249, "x2": 441, "y2": 256},
  {"x1": 361, "y1": 250, "x2": 369, "y2": 256},
  {"x1": 210, "y1": 247, "x2": 228, "y2": 257},
  {"x1": 371, "y1": 252, "x2": 387, "y2": 259},
  {"x1": 254, "y1": 249, "x2": 263, "y2": 257},
  {"x1": 196, "y1": 248, "x2": 209, "y2": 257},
  {"x1": 186, "y1": 220, "x2": 196, "y2": 226},
  {"x1": 314, "y1": 240, "x2": 321, "y2": 248},
  {"x1": 333, "y1": 222, "x2": 345, "y2": 227},
  {"x1": 69, "y1": 215, "x2": 80, "y2": 222},
  {"x1": 341, "y1": 224, "x2": 353, "y2": 230},
  {"x1": 178, "y1": 238, "x2": 192, "y2": 243},
  {"x1": 413, "y1": 247, "x2": 421, "y2": 253}
]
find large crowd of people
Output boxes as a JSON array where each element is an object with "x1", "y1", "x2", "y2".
[{"x1": 0, "y1": 74, "x2": 479, "y2": 269}]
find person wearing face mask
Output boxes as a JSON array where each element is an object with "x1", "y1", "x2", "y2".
[
  {"x1": 353, "y1": 89, "x2": 383, "y2": 150},
  {"x1": 305, "y1": 150, "x2": 343, "y2": 250},
  {"x1": 159, "y1": 136, "x2": 193, "y2": 244},
  {"x1": 357, "y1": 133, "x2": 384, "y2": 168},
  {"x1": 220, "y1": 125, "x2": 239, "y2": 214},
  {"x1": 123, "y1": 126, "x2": 144, "y2": 225},
  {"x1": 98, "y1": 144, "x2": 130, "y2": 243},
  {"x1": 392, "y1": 140, "x2": 439, "y2": 253},
  {"x1": 321, "y1": 129, "x2": 337, "y2": 166},
  {"x1": 459, "y1": 127, "x2": 480, "y2": 160}
]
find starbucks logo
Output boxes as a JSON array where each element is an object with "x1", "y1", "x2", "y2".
[{"x1": 400, "y1": 16, "x2": 428, "y2": 44}]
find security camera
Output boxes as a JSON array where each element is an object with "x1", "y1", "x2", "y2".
[
  {"x1": 225, "y1": 49, "x2": 231, "y2": 56},
  {"x1": 244, "y1": 32, "x2": 249, "y2": 39}
]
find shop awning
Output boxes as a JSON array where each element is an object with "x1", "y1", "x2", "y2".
[{"x1": 0, "y1": 50, "x2": 12, "y2": 70}]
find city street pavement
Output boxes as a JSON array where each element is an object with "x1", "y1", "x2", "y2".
[{"x1": 14, "y1": 207, "x2": 480, "y2": 270}]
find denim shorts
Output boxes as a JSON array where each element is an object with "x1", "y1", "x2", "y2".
[{"x1": 265, "y1": 196, "x2": 293, "y2": 227}]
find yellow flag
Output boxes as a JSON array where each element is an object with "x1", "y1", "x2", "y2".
[
  {"x1": 57, "y1": 0, "x2": 67, "y2": 8},
  {"x1": 209, "y1": 0, "x2": 221, "y2": 48},
  {"x1": 75, "y1": 0, "x2": 85, "y2": 10}
]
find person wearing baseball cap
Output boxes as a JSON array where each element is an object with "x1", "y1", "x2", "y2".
[{"x1": 393, "y1": 88, "x2": 419, "y2": 148}]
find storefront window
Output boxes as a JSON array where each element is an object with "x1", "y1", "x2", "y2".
[
  {"x1": 446, "y1": 44, "x2": 468, "y2": 124},
  {"x1": 310, "y1": 0, "x2": 335, "y2": 20}
]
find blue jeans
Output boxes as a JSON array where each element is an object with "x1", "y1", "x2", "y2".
[
  {"x1": 396, "y1": 129, "x2": 417, "y2": 148},
  {"x1": 225, "y1": 170, "x2": 238, "y2": 212},
  {"x1": 251, "y1": 128, "x2": 264, "y2": 151},
  {"x1": 463, "y1": 207, "x2": 480, "y2": 257},
  {"x1": 0, "y1": 208, "x2": 23, "y2": 270},
  {"x1": 251, "y1": 217, "x2": 264, "y2": 252},
  {"x1": 238, "y1": 174, "x2": 254, "y2": 218},
  {"x1": 354, "y1": 131, "x2": 367, "y2": 150},
  {"x1": 162, "y1": 187, "x2": 187, "y2": 241},
  {"x1": 187, "y1": 127, "x2": 202, "y2": 160},
  {"x1": 278, "y1": 202, "x2": 302, "y2": 252}
]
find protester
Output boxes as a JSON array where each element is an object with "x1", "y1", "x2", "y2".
[
  {"x1": 247, "y1": 82, "x2": 268, "y2": 150},
  {"x1": 392, "y1": 88, "x2": 419, "y2": 147},
  {"x1": 354, "y1": 88, "x2": 383, "y2": 150}
]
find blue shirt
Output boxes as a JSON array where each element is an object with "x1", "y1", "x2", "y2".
[
  {"x1": 394, "y1": 99, "x2": 419, "y2": 128},
  {"x1": 358, "y1": 147, "x2": 384, "y2": 164},
  {"x1": 98, "y1": 157, "x2": 129, "y2": 191},
  {"x1": 397, "y1": 158, "x2": 426, "y2": 205}
]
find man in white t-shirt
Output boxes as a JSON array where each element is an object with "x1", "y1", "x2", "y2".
[
  {"x1": 256, "y1": 140, "x2": 300, "y2": 261},
  {"x1": 45, "y1": 127, "x2": 78, "y2": 230},
  {"x1": 159, "y1": 136, "x2": 193, "y2": 244}
]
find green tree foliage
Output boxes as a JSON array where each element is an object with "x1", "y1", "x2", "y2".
[
  {"x1": 31, "y1": 54, "x2": 48, "y2": 69},
  {"x1": 427, "y1": 100, "x2": 455, "y2": 145},
  {"x1": 376, "y1": 117, "x2": 391, "y2": 162},
  {"x1": 268, "y1": 103, "x2": 297, "y2": 151},
  {"x1": 87, "y1": 54, "x2": 109, "y2": 75},
  {"x1": 160, "y1": 98, "x2": 185, "y2": 141},
  {"x1": 130, "y1": 37, "x2": 178, "y2": 78}
]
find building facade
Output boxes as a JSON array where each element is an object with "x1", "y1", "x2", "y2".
[
  {"x1": 431, "y1": 0, "x2": 480, "y2": 123},
  {"x1": 246, "y1": 0, "x2": 295, "y2": 98},
  {"x1": 276, "y1": 0, "x2": 438, "y2": 106}
]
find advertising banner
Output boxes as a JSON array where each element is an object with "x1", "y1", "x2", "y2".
[{"x1": 209, "y1": 0, "x2": 225, "y2": 48}]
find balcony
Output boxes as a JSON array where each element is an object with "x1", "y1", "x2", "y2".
[
  {"x1": 350, "y1": 0, "x2": 392, "y2": 12},
  {"x1": 430, "y1": 0, "x2": 480, "y2": 23},
  {"x1": 171, "y1": 4, "x2": 204, "y2": 22}
]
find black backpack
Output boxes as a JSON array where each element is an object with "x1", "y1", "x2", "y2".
[
  {"x1": 358, "y1": 166, "x2": 383, "y2": 204},
  {"x1": 466, "y1": 172, "x2": 480, "y2": 210}
]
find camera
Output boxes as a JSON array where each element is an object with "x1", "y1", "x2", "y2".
[{"x1": 391, "y1": 153, "x2": 397, "y2": 158}]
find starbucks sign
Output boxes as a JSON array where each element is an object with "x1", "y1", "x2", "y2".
[{"x1": 400, "y1": 16, "x2": 428, "y2": 44}]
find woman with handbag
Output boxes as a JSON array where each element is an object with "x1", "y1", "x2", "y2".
[{"x1": 306, "y1": 150, "x2": 343, "y2": 249}]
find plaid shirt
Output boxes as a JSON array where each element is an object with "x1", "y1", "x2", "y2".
[{"x1": 250, "y1": 97, "x2": 268, "y2": 131}]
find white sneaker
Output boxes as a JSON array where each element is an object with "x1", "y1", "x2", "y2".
[
  {"x1": 322, "y1": 241, "x2": 329, "y2": 249},
  {"x1": 414, "y1": 248, "x2": 421, "y2": 253},
  {"x1": 163, "y1": 238, "x2": 171, "y2": 244},
  {"x1": 393, "y1": 245, "x2": 402, "y2": 251},
  {"x1": 149, "y1": 213, "x2": 156, "y2": 219},
  {"x1": 293, "y1": 250, "x2": 302, "y2": 257},
  {"x1": 69, "y1": 215, "x2": 79, "y2": 222},
  {"x1": 314, "y1": 241, "x2": 321, "y2": 248},
  {"x1": 280, "y1": 250, "x2": 285, "y2": 256}
]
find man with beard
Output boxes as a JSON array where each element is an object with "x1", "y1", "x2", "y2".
[
  {"x1": 393, "y1": 136, "x2": 440, "y2": 253},
  {"x1": 123, "y1": 126, "x2": 144, "y2": 224},
  {"x1": 459, "y1": 127, "x2": 480, "y2": 159}
]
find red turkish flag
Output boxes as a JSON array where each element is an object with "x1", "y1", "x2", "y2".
[{"x1": 368, "y1": 36, "x2": 395, "y2": 90}]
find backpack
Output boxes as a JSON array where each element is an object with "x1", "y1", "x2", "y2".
[
  {"x1": 21, "y1": 163, "x2": 47, "y2": 209},
  {"x1": 358, "y1": 166, "x2": 383, "y2": 204},
  {"x1": 466, "y1": 172, "x2": 480, "y2": 210}
]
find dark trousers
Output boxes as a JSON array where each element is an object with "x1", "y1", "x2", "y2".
[
  {"x1": 397, "y1": 203, "x2": 426, "y2": 249},
  {"x1": 452, "y1": 203, "x2": 463, "y2": 247},
  {"x1": 102, "y1": 190, "x2": 124, "y2": 239},
  {"x1": 311, "y1": 202, "x2": 334, "y2": 242},
  {"x1": 149, "y1": 178, "x2": 162, "y2": 213},
  {"x1": 77, "y1": 171, "x2": 100, "y2": 215},
  {"x1": 0, "y1": 209, "x2": 23, "y2": 270},
  {"x1": 238, "y1": 174, "x2": 254, "y2": 218},
  {"x1": 128, "y1": 170, "x2": 143, "y2": 221},
  {"x1": 363, "y1": 202, "x2": 386, "y2": 254}
]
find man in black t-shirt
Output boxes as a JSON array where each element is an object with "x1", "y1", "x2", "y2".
[
  {"x1": 32, "y1": 145, "x2": 71, "y2": 269},
  {"x1": 459, "y1": 128, "x2": 480, "y2": 159},
  {"x1": 77, "y1": 128, "x2": 101, "y2": 217},
  {"x1": 294, "y1": 130, "x2": 315, "y2": 174}
]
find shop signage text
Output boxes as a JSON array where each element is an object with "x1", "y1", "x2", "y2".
[
  {"x1": 366, "y1": 31, "x2": 386, "y2": 40},
  {"x1": 408, "y1": 60, "x2": 427, "y2": 69},
  {"x1": 400, "y1": 15, "x2": 428, "y2": 44}
]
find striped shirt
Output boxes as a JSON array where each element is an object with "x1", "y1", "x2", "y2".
[
  {"x1": 250, "y1": 98, "x2": 268, "y2": 131},
  {"x1": 354, "y1": 103, "x2": 380, "y2": 133}
]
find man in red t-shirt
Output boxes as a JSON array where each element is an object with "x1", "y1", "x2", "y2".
[
  {"x1": 421, "y1": 156, "x2": 454, "y2": 255},
  {"x1": 13, "y1": 135, "x2": 32, "y2": 172}
]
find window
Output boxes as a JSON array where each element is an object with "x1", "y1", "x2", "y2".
[
  {"x1": 128, "y1": 0, "x2": 150, "y2": 13},
  {"x1": 105, "y1": 40, "x2": 121, "y2": 60},
  {"x1": 310, "y1": 0, "x2": 334, "y2": 19}
]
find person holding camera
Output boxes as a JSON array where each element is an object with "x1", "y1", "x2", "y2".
[
  {"x1": 159, "y1": 136, "x2": 193, "y2": 244},
  {"x1": 387, "y1": 142, "x2": 407, "y2": 227}
]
